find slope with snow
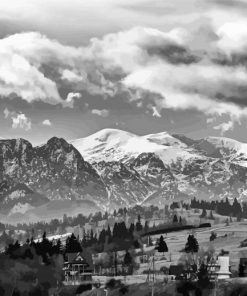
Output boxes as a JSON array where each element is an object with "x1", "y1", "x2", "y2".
[
  {"x1": 205, "y1": 136, "x2": 247, "y2": 167},
  {"x1": 70, "y1": 128, "x2": 202, "y2": 165},
  {"x1": 2, "y1": 129, "x2": 247, "y2": 218}
]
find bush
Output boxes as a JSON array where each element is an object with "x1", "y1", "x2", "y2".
[
  {"x1": 105, "y1": 278, "x2": 122, "y2": 290},
  {"x1": 209, "y1": 231, "x2": 217, "y2": 241},
  {"x1": 240, "y1": 239, "x2": 247, "y2": 248}
]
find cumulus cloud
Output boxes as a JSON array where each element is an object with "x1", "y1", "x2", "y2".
[
  {"x1": 64, "y1": 92, "x2": 82, "y2": 108},
  {"x1": 11, "y1": 113, "x2": 32, "y2": 131},
  {"x1": 42, "y1": 119, "x2": 52, "y2": 126},
  {"x1": 1, "y1": 19, "x2": 247, "y2": 120},
  {"x1": 213, "y1": 120, "x2": 234, "y2": 135},
  {"x1": 3, "y1": 108, "x2": 31, "y2": 131},
  {"x1": 91, "y1": 109, "x2": 109, "y2": 117}
]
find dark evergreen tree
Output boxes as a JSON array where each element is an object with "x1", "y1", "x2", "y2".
[
  {"x1": 156, "y1": 235, "x2": 168, "y2": 254},
  {"x1": 98, "y1": 229, "x2": 106, "y2": 245},
  {"x1": 65, "y1": 233, "x2": 82, "y2": 253},
  {"x1": 124, "y1": 251, "x2": 133, "y2": 274},
  {"x1": 185, "y1": 235, "x2": 199, "y2": 253},
  {"x1": 129, "y1": 223, "x2": 135, "y2": 238},
  {"x1": 173, "y1": 214, "x2": 178, "y2": 224},
  {"x1": 136, "y1": 215, "x2": 143, "y2": 232},
  {"x1": 144, "y1": 221, "x2": 149, "y2": 233}
]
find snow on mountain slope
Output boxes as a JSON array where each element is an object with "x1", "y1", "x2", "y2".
[
  {"x1": 70, "y1": 128, "x2": 201, "y2": 164},
  {"x1": 206, "y1": 137, "x2": 246, "y2": 151},
  {"x1": 143, "y1": 131, "x2": 186, "y2": 147},
  {"x1": 205, "y1": 136, "x2": 247, "y2": 167}
]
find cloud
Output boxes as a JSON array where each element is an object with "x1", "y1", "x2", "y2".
[
  {"x1": 3, "y1": 108, "x2": 31, "y2": 131},
  {"x1": 61, "y1": 69, "x2": 85, "y2": 83},
  {"x1": 213, "y1": 120, "x2": 234, "y2": 135},
  {"x1": 64, "y1": 92, "x2": 82, "y2": 108},
  {"x1": 91, "y1": 109, "x2": 109, "y2": 117},
  {"x1": 11, "y1": 113, "x2": 32, "y2": 131},
  {"x1": 3, "y1": 107, "x2": 10, "y2": 118},
  {"x1": 42, "y1": 119, "x2": 52, "y2": 126},
  {"x1": 206, "y1": 117, "x2": 215, "y2": 124},
  {"x1": 1, "y1": 18, "x2": 247, "y2": 120},
  {"x1": 151, "y1": 106, "x2": 161, "y2": 118}
]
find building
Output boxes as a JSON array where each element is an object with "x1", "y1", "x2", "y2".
[
  {"x1": 63, "y1": 250, "x2": 93, "y2": 285},
  {"x1": 239, "y1": 258, "x2": 247, "y2": 277},
  {"x1": 206, "y1": 256, "x2": 231, "y2": 280}
]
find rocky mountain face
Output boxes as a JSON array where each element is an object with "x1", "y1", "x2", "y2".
[
  {"x1": 2, "y1": 129, "x2": 247, "y2": 222},
  {"x1": 0, "y1": 137, "x2": 107, "y2": 219},
  {"x1": 72, "y1": 129, "x2": 247, "y2": 206}
]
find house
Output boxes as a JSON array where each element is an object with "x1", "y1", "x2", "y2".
[
  {"x1": 169, "y1": 264, "x2": 197, "y2": 280},
  {"x1": 207, "y1": 256, "x2": 231, "y2": 280},
  {"x1": 63, "y1": 250, "x2": 93, "y2": 285},
  {"x1": 239, "y1": 258, "x2": 247, "y2": 277}
]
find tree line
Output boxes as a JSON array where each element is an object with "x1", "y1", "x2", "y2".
[{"x1": 191, "y1": 197, "x2": 245, "y2": 219}]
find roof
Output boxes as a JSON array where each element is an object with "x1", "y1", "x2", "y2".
[{"x1": 66, "y1": 250, "x2": 93, "y2": 271}]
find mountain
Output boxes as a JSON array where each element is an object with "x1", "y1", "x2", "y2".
[
  {"x1": 2, "y1": 129, "x2": 247, "y2": 223},
  {"x1": 70, "y1": 128, "x2": 200, "y2": 164},
  {"x1": 0, "y1": 137, "x2": 107, "y2": 222},
  {"x1": 71, "y1": 129, "x2": 247, "y2": 204}
]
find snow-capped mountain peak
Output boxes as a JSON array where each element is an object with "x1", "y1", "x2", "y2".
[{"x1": 70, "y1": 128, "x2": 193, "y2": 164}]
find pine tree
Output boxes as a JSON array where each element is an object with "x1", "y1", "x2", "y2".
[
  {"x1": 156, "y1": 235, "x2": 168, "y2": 254},
  {"x1": 185, "y1": 235, "x2": 199, "y2": 253},
  {"x1": 129, "y1": 223, "x2": 135, "y2": 238},
  {"x1": 144, "y1": 221, "x2": 149, "y2": 233},
  {"x1": 124, "y1": 251, "x2": 133, "y2": 274},
  {"x1": 173, "y1": 214, "x2": 178, "y2": 224},
  {"x1": 65, "y1": 233, "x2": 82, "y2": 253},
  {"x1": 136, "y1": 215, "x2": 143, "y2": 232},
  {"x1": 179, "y1": 216, "x2": 182, "y2": 224}
]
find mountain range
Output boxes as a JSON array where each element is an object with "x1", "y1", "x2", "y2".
[{"x1": 1, "y1": 128, "x2": 247, "y2": 223}]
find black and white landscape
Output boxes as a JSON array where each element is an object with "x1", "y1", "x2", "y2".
[
  {"x1": 2, "y1": 0, "x2": 247, "y2": 295},
  {"x1": 1, "y1": 128, "x2": 247, "y2": 223}
]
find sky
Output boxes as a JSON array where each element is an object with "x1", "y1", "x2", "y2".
[{"x1": 1, "y1": 0, "x2": 247, "y2": 144}]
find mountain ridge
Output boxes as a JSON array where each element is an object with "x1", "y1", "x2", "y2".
[{"x1": 2, "y1": 129, "x2": 247, "y2": 223}]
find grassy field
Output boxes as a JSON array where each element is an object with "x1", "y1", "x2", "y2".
[
  {"x1": 145, "y1": 221, "x2": 247, "y2": 273},
  {"x1": 142, "y1": 208, "x2": 247, "y2": 274}
]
